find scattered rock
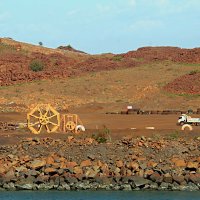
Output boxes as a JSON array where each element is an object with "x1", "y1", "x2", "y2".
[
  {"x1": 80, "y1": 160, "x2": 92, "y2": 167},
  {"x1": 187, "y1": 162, "x2": 199, "y2": 169},
  {"x1": 0, "y1": 136, "x2": 199, "y2": 191},
  {"x1": 172, "y1": 159, "x2": 186, "y2": 168},
  {"x1": 132, "y1": 176, "x2": 149, "y2": 187},
  {"x1": 29, "y1": 159, "x2": 46, "y2": 169}
]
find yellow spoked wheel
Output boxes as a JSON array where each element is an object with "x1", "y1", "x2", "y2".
[
  {"x1": 66, "y1": 121, "x2": 76, "y2": 131},
  {"x1": 27, "y1": 104, "x2": 60, "y2": 134}
]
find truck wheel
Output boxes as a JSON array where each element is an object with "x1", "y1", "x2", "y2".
[{"x1": 180, "y1": 122, "x2": 184, "y2": 126}]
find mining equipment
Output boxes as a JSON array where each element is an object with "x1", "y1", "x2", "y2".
[
  {"x1": 27, "y1": 104, "x2": 60, "y2": 134},
  {"x1": 27, "y1": 104, "x2": 85, "y2": 134},
  {"x1": 60, "y1": 114, "x2": 85, "y2": 134},
  {"x1": 178, "y1": 114, "x2": 200, "y2": 126}
]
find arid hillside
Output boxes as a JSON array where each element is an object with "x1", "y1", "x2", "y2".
[
  {"x1": 0, "y1": 38, "x2": 200, "y2": 111},
  {"x1": 164, "y1": 72, "x2": 200, "y2": 95},
  {"x1": 0, "y1": 38, "x2": 139, "y2": 86},
  {"x1": 123, "y1": 46, "x2": 200, "y2": 63}
]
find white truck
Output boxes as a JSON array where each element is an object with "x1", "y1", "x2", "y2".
[{"x1": 178, "y1": 114, "x2": 200, "y2": 126}]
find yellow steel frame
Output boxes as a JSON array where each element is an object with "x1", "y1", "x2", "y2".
[
  {"x1": 27, "y1": 104, "x2": 60, "y2": 134},
  {"x1": 61, "y1": 114, "x2": 83, "y2": 133}
]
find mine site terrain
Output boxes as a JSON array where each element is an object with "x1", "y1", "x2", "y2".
[
  {"x1": 0, "y1": 38, "x2": 200, "y2": 134},
  {"x1": 0, "y1": 38, "x2": 200, "y2": 191}
]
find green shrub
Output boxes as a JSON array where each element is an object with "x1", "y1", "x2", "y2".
[
  {"x1": 67, "y1": 44, "x2": 72, "y2": 49},
  {"x1": 92, "y1": 132, "x2": 107, "y2": 143},
  {"x1": 189, "y1": 70, "x2": 199, "y2": 75},
  {"x1": 96, "y1": 135, "x2": 107, "y2": 143},
  {"x1": 38, "y1": 41, "x2": 43, "y2": 46},
  {"x1": 112, "y1": 55, "x2": 123, "y2": 62},
  {"x1": 168, "y1": 131, "x2": 180, "y2": 140},
  {"x1": 92, "y1": 125, "x2": 111, "y2": 143},
  {"x1": 29, "y1": 59, "x2": 44, "y2": 72}
]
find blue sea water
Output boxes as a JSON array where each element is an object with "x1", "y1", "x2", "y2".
[{"x1": 0, "y1": 191, "x2": 200, "y2": 200}]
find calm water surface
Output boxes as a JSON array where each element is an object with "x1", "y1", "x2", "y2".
[{"x1": 0, "y1": 191, "x2": 199, "y2": 200}]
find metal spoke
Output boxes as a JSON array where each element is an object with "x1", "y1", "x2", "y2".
[
  {"x1": 44, "y1": 107, "x2": 50, "y2": 117},
  {"x1": 29, "y1": 121, "x2": 40, "y2": 127},
  {"x1": 38, "y1": 124, "x2": 43, "y2": 133},
  {"x1": 48, "y1": 121, "x2": 58, "y2": 126},
  {"x1": 45, "y1": 124, "x2": 50, "y2": 132},
  {"x1": 47, "y1": 114, "x2": 57, "y2": 119},
  {"x1": 29, "y1": 114, "x2": 40, "y2": 119}
]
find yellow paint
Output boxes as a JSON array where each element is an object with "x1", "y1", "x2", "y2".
[{"x1": 27, "y1": 104, "x2": 60, "y2": 134}]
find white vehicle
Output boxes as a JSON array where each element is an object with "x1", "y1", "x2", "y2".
[{"x1": 178, "y1": 114, "x2": 200, "y2": 126}]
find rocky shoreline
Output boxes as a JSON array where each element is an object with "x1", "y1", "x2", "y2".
[{"x1": 0, "y1": 135, "x2": 200, "y2": 191}]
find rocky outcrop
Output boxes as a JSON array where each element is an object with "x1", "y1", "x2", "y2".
[
  {"x1": 123, "y1": 47, "x2": 200, "y2": 63},
  {"x1": 164, "y1": 73, "x2": 200, "y2": 95},
  {"x1": 1, "y1": 39, "x2": 200, "y2": 87},
  {"x1": 0, "y1": 136, "x2": 199, "y2": 191},
  {"x1": 57, "y1": 45, "x2": 87, "y2": 54}
]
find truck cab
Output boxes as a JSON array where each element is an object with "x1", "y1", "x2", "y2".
[{"x1": 178, "y1": 115, "x2": 186, "y2": 125}]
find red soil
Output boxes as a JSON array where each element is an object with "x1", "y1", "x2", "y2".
[
  {"x1": 164, "y1": 73, "x2": 200, "y2": 94},
  {"x1": 1, "y1": 39, "x2": 200, "y2": 90},
  {"x1": 123, "y1": 47, "x2": 200, "y2": 63}
]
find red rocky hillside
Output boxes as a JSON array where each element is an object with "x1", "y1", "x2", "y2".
[
  {"x1": 164, "y1": 73, "x2": 200, "y2": 95},
  {"x1": 1, "y1": 38, "x2": 200, "y2": 86}
]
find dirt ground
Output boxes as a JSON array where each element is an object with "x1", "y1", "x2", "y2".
[
  {"x1": 1, "y1": 62, "x2": 200, "y2": 112},
  {"x1": 0, "y1": 108, "x2": 198, "y2": 130},
  {"x1": 1, "y1": 104, "x2": 200, "y2": 146},
  {"x1": 0, "y1": 39, "x2": 200, "y2": 146}
]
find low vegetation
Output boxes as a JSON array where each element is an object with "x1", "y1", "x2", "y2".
[
  {"x1": 29, "y1": 59, "x2": 44, "y2": 72},
  {"x1": 92, "y1": 125, "x2": 111, "y2": 143},
  {"x1": 0, "y1": 43, "x2": 16, "y2": 54},
  {"x1": 112, "y1": 55, "x2": 123, "y2": 62},
  {"x1": 189, "y1": 70, "x2": 200, "y2": 75}
]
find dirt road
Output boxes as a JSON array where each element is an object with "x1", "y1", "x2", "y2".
[{"x1": 1, "y1": 111, "x2": 200, "y2": 132}]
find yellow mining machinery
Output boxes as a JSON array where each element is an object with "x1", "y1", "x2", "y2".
[
  {"x1": 27, "y1": 104, "x2": 85, "y2": 134},
  {"x1": 61, "y1": 114, "x2": 85, "y2": 134},
  {"x1": 27, "y1": 104, "x2": 60, "y2": 134}
]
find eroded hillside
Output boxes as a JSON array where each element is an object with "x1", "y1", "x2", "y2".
[{"x1": 0, "y1": 38, "x2": 200, "y2": 110}]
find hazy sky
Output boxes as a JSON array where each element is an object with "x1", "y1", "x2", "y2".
[{"x1": 0, "y1": 0, "x2": 200, "y2": 54}]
